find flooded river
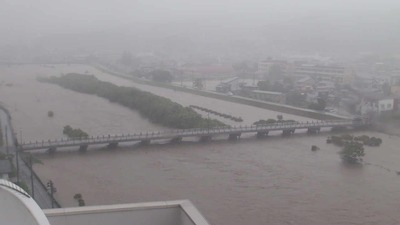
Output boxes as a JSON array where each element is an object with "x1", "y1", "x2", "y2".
[{"x1": 1, "y1": 64, "x2": 400, "y2": 225}]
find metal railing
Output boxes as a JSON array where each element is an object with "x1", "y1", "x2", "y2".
[{"x1": 20, "y1": 120, "x2": 366, "y2": 151}]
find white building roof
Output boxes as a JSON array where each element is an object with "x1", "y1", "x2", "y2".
[
  {"x1": 0, "y1": 179, "x2": 51, "y2": 225},
  {"x1": 45, "y1": 200, "x2": 210, "y2": 225},
  {"x1": 0, "y1": 178, "x2": 209, "y2": 225}
]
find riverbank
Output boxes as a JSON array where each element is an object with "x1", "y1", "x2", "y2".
[{"x1": 92, "y1": 63, "x2": 344, "y2": 120}]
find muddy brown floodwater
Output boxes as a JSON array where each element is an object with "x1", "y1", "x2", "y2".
[{"x1": 1, "y1": 64, "x2": 400, "y2": 225}]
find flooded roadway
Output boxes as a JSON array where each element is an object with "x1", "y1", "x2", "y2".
[{"x1": 1, "y1": 64, "x2": 400, "y2": 225}]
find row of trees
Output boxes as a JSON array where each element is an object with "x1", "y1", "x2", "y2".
[
  {"x1": 40, "y1": 74, "x2": 225, "y2": 129},
  {"x1": 189, "y1": 105, "x2": 243, "y2": 122},
  {"x1": 253, "y1": 115, "x2": 296, "y2": 126}
]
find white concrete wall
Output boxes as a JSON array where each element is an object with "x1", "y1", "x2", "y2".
[
  {"x1": 45, "y1": 200, "x2": 209, "y2": 225},
  {"x1": 378, "y1": 99, "x2": 394, "y2": 112}
]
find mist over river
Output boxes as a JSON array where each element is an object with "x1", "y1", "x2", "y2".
[{"x1": 1, "y1": 64, "x2": 400, "y2": 225}]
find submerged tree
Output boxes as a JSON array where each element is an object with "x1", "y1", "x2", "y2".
[{"x1": 339, "y1": 142, "x2": 365, "y2": 164}]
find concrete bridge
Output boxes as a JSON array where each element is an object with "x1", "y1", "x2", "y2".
[{"x1": 19, "y1": 119, "x2": 369, "y2": 152}]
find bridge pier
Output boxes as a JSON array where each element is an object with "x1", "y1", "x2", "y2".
[
  {"x1": 199, "y1": 136, "x2": 212, "y2": 142},
  {"x1": 170, "y1": 137, "x2": 182, "y2": 143},
  {"x1": 331, "y1": 126, "x2": 347, "y2": 132},
  {"x1": 107, "y1": 142, "x2": 119, "y2": 149},
  {"x1": 228, "y1": 133, "x2": 241, "y2": 141},
  {"x1": 282, "y1": 129, "x2": 295, "y2": 136},
  {"x1": 141, "y1": 140, "x2": 150, "y2": 145},
  {"x1": 307, "y1": 127, "x2": 320, "y2": 134},
  {"x1": 256, "y1": 131, "x2": 269, "y2": 138},
  {"x1": 79, "y1": 144, "x2": 88, "y2": 152},
  {"x1": 47, "y1": 147, "x2": 56, "y2": 154}
]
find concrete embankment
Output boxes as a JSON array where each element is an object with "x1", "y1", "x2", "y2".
[
  {"x1": 92, "y1": 64, "x2": 345, "y2": 121},
  {"x1": 0, "y1": 104, "x2": 60, "y2": 208}
]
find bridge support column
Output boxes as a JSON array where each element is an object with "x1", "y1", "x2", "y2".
[
  {"x1": 282, "y1": 129, "x2": 295, "y2": 136},
  {"x1": 107, "y1": 142, "x2": 118, "y2": 149},
  {"x1": 47, "y1": 147, "x2": 56, "y2": 154},
  {"x1": 141, "y1": 140, "x2": 150, "y2": 145},
  {"x1": 79, "y1": 145, "x2": 88, "y2": 152},
  {"x1": 199, "y1": 136, "x2": 211, "y2": 142},
  {"x1": 331, "y1": 126, "x2": 347, "y2": 132},
  {"x1": 256, "y1": 131, "x2": 269, "y2": 138},
  {"x1": 228, "y1": 133, "x2": 241, "y2": 141},
  {"x1": 170, "y1": 137, "x2": 182, "y2": 143},
  {"x1": 307, "y1": 127, "x2": 320, "y2": 134}
]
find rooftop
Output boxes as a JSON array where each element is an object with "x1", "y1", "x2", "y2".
[
  {"x1": 45, "y1": 200, "x2": 209, "y2": 225},
  {"x1": 0, "y1": 179, "x2": 210, "y2": 225},
  {"x1": 0, "y1": 179, "x2": 51, "y2": 225}
]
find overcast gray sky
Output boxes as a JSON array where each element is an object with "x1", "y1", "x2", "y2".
[{"x1": 1, "y1": 0, "x2": 400, "y2": 56}]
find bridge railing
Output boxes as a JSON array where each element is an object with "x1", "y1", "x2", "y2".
[{"x1": 20, "y1": 119, "x2": 364, "y2": 150}]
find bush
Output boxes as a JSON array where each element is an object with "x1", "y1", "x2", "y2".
[
  {"x1": 78, "y1": 199, "x2": 85, "y2": 206},
  {"x1": 48, "y1": 110, "x2": 54, "y2": 117},
  {"x1": 340, "y1": 134, "x2": 353, "y2": 141},
  {"x1": 311, "y1": 145, "x2": 319, "y2": 151},
  {"x1": 63, "y1": 125, "x2": 89, "y2": 139},
  {"x1": 74, "y1": 193, "x2": 82, "y2": 200}
]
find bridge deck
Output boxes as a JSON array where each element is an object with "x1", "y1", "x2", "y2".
[{"x1": 20, "y1": 120, "x2": 365, "y2": 151}]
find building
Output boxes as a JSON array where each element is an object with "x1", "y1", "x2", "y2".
[
  {"x1": 247, "y1": 90, "x2": 286, "y2": 104},
  {"x1": 181, "y1": 64, "x2": 234, "y2": 79},
  {"x1": 294, "y1": 76, "x2": 314, "y2": 91},
  {"x1": 257, "y1": 59, "x2": 291, "y2": 77},
  {"x1": 0, "y1": 179, "x2": 210, "y2": 225},
  {"x1": 216, "y1": 77, "x2": 241, "y2": 93},
  {"x1": 358, "y1": 97, "x2": 395, "y2": 116},
  {"x1": 293, "y1": 64, "x2": 355, "y2": 84}
]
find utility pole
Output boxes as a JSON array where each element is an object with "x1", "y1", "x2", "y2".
[
  {"x1": 29, "y1": 154, "x2": 34, "y2": 198},
  {"x1": 5, "y1": 125, "x2": 8, "y2": 155},
  {"x1": 16, "y1": 147, "x2": 20, "y2": 183},
  {"x1": 47, "y1": 180, "x2": 56, "y2": 208}
]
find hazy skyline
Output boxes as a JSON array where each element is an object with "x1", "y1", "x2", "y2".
[{"x1": 1, "y1": 0, "x2": 400, "y2": 58}]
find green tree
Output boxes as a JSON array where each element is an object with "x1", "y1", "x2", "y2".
[
  {"x1": 193, "y1": 78, "x2": 204, "y2": 90},
  {"x1": 308, "y1": 98, "x2": 326, "y2": 111},
  {"x1": 339, "y1": 142, "x2": 365, "y2": 164}
]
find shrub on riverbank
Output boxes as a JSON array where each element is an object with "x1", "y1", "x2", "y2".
[
  {"x1": 39, "y1": 74, "x2": 225, "y2": 129},
  {"x1": 253, "y1": 117, "x2": 297, "y2": 126},
  {"x1": 189, "y1": 105, "x2": 243, "y2": 122},
  {"x1": 48, "y1": 110, "x2": 54, "y2": 117}
]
